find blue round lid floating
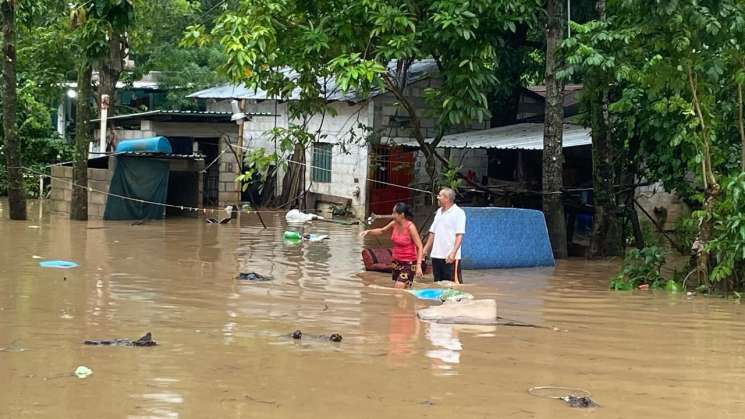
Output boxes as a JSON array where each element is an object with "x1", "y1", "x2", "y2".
[
  {"x1": 115, "y1": 136, "x2": 173, "y2": 154},
  {"x1": 39, "y1": 260, "x2": 80, "y2": 269}
]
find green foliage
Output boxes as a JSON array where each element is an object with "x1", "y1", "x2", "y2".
[
  {"x1": 611, "y1": 246, "x2": 667, "y2": 291},
  {"x1": 705, "y1": 173, "x2": 745, "y2": 284},
  {"x1": 439, "y1": 161, "x2": 462, "y2": 192},
  {"x1": 566, "y1": 0, "x2": 745, "y2": 287},
  {"x1": 564, "y1": 0, "x2": 745, "y2": 203},
  {"x1": 237, "y1": 147, "x2": 275, "y2": 188},
  {"x1": 71, "y1": 0, "x2": 136, "y2": 62},
  {"x1": 128, "y1": 0, "x2": 229, "y2": 109},
  {"x1": 0, "y1": 81, "x2": 74, "y2": 197},
  {"x1": 183, "y1": 0, "x2": 543, "y2": 184}
]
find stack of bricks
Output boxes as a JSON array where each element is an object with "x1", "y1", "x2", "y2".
[{"x1": 49, "y1": 166, "x2": 112, "y2": 219}]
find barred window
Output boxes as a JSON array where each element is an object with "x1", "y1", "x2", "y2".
[{"x1": 312, "y1": 143, "x2": 332, "y2": 183}]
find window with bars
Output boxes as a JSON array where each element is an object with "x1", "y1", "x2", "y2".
[{"x1": 312, "y1": 143, "x2": 333, "y2": 183}]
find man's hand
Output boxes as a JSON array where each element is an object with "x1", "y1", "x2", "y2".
[{"x1": 446, "y1": 251, "x2": 456, "y2": 264}]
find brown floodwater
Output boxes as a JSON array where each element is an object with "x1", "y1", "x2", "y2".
[{"x1": 2, "y1": 200, "x2": 745, "y2": 418}]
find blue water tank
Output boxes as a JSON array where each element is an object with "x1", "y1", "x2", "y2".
[{"x1": 115, "y1": 136, "x2": 173, "y2": 154}]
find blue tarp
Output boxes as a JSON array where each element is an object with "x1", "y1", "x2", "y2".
[
  {"x1": 460, "y1": 207, "x2": 555, "y2": 269},
  {"x1": 115, "y1": 136, "x2": 173, "y2": 154}
]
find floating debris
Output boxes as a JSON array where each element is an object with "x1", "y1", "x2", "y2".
[
  {"x1": 528, "y1": 386, "x2": 598, "y2": 409},
  {"x1": 74, "y1": 366, "x2": 93, "y2": 379},
  {"x1": 84, "y1": 332, "x2": 157, "y2": 347},
  {"x1": 238, "y1": 272, "x2": 272, "y2": 281},
  {"x1": 561, "y1": 395, "x2": 598, "y2": 408},
  {"x1": 289, "y1": 330, "x2": 342, "y2": 342},
  {"x1": 39, "y1": 260, "x2": 79, "y2": 269}
]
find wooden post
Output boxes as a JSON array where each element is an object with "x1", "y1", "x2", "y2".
[{"x1": 98, "y1": 94, "x2": 109, "y2": 153}]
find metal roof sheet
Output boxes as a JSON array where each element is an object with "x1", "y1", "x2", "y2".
[
  {"x1": 385, "y1": 123, "x2": 591, "y2": 150},
  {"x1": 187, "y1": 60, "x2": 438, "y2": 102}
]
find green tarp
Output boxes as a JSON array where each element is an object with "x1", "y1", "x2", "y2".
[{"x1": 104, "y1": 156, "x2": 170, "y2": 220}]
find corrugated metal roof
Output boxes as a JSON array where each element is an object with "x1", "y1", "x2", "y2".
[
  {"x1": 187, "y1": 60, "x2": 438, "y2": 102},
  {"x1": 90, "y1": 110, "x2": 274, "y2": 123},
  {"x1": 386, "y1": 123, "x2": 591, "y2": 150}
]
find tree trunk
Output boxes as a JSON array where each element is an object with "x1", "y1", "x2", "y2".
[
  {"x1": 71, "y1": 64, "x2": 93, "y2": 221},
  {"x1": 542, "y1": 0, "x2": 568, "y2": 258},
  {"x1": 588, "y1": 0, "x2": 622, "y2": 257},
  {"x1": 687, "y1": 66, "x2": 720, "y2": 285},
  {"x1": 98, "y1": 32, "x2": 125, "y2": 152},
  {"x1": 278, "y1": 143, "x2": 306, "y2": 208},
  {"x1": 490, "y1": 23, "x2": 529, "y2": 128},
  {"x1": 738, "y1": 81, "x2": 744, "y2": 171},
  {"x1": 2, "y1": 0, "x2": 26, "y2": 220},
  {"x1": 98, "y1": 31, "x2": 125, "y2": 117}
]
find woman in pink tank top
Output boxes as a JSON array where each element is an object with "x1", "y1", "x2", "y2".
[{"x1": 360, "y1": 203, "x2": 424, "y2": 288}]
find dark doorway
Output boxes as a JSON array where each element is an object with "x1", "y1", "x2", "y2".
[
  {"x1": 166, "y1": 171, "x2": 199, "y2": 216},
  {"x1": 198, "y1": 138, "x2": 220, "y2": 207}
]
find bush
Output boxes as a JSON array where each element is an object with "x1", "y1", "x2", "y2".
[
  {"x1": 704, "y1": 173, "x2": 745, "y2": 287},
  {"x1": 611, "y1": 246, "x2": 667, "y2": 290}
]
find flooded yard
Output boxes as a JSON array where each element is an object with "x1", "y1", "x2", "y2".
[{"x1": 2, "y1": 201, "x2": 745, "y2": 418}]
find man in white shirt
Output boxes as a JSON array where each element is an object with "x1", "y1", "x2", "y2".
[{"x1": 423, "y1": 188, "x2": 466, "y2": 283}]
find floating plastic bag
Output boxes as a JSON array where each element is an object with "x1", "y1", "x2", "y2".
[
  {"x1": 285, "y1": 209, "x2": 323, "y2": 223},
  {"x1": 408, "y1": 288, "x2": 473, "y2": 301}
]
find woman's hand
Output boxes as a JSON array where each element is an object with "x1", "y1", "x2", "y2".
[
  {"x1": 415, "y1": 263, "x2": 423, "y2": 278},
  {"x1": 359, "y1": 230, "x2": 369, "y2": 238}
]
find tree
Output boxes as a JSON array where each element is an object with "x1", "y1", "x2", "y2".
[
  {"x1": 70, "y1": 64, "x2": 92, "y2": 220},
  {"x1": 184, "y1": 0, "x2": 542, "y2": 197},
  {"x1": 565, "y1": 0, "x2": 745, "y2": 285},
  {"x1": 542, "y1": 0, "x2": 567, "y2": 258},
  {"x1": 69, "y1": 0, "x2": 135, "y2": 220},
  {"x1": 585, "y1": 0, "x2": 623, "y2": 257},
  {"x1": 127, "y1": 0, "x2": 228, "y2": 111},
  {"x1": 2, "y1": 0, "x2": 26, "y2": 219}
]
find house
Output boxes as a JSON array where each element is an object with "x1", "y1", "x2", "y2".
[
  {"x1": 188, "y1": 64, "x2": 593, "y2": 221},
  {"x1": 55, "y1": 71, "x2": 191, "y2": 140},
  {"x1": 49, "y1": 136, "x2": 205, "y2": 220},
  {"x1": 90, "y1": 109, "x2": 272, "y2": 208},
  {"x1": 188, "y1": 60, "x2": 489, "y2": 219}
]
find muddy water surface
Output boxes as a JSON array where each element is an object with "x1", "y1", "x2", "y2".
[{"x1": 2, "y1": 201, "x2": 745, "y2": 418}]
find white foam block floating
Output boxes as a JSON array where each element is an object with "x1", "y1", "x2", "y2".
[{"x1": 417, "y1": 299, "x2": 498, "y2": 325}]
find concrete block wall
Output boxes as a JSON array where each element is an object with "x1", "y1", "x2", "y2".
[
  {"x1": 373, "y1": 78, "x2": 488, "y2": 141},
  {"x1": 636, "y1": 183, "x2": 689, "y2": 231},
  {"x1": 49, "y1": 166, "x2": 112, "y2": 219},
  {"x1": 304, "y1": 102, "x2": 370, "y2": 218},
  {"x1": 411, "y1": 148, "x2": 489, "y2": 191},
  {"x1": 218, "y1": 134, "x2": 241, "y2": 207},
  {"x1": 209, "y1": 99, "x2": 370, "y2": 217}
]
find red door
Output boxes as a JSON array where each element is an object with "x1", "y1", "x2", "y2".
[{"x1": 369, "y1": 146, "x2": 414, "y2": 215}]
